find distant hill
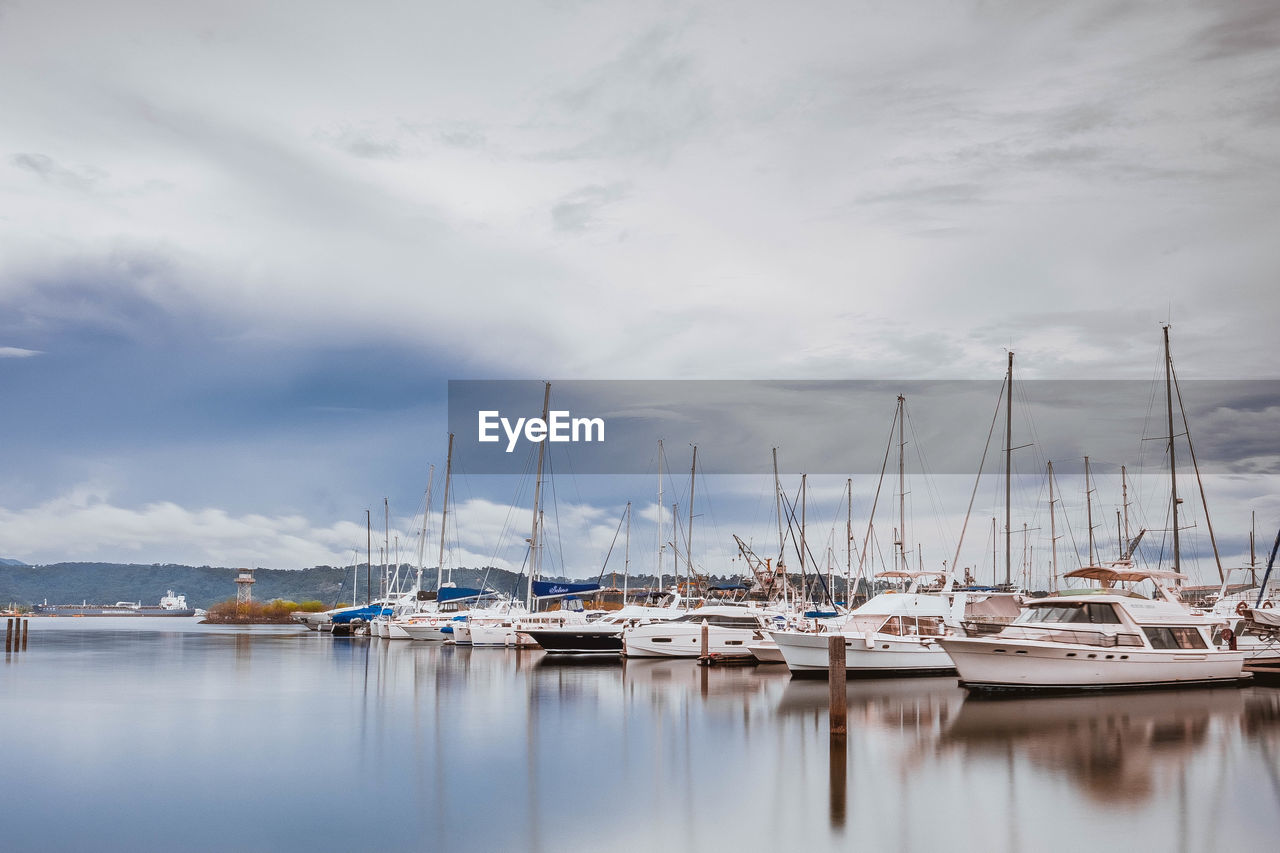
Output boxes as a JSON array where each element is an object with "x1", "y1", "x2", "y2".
[
  {"x1": 0, "y1": 557, "x2": 27, "y2": 567},
  {"x1": 0, "y1": 562, "x2": 658, "y2": 610}
]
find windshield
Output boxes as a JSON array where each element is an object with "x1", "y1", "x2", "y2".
[{"x1": 1014, "y1": 602, "x2": 1122, "y2": 625}]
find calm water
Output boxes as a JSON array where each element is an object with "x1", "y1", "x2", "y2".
[{"x1": 3, "y1": 618, "x2": 1279, "y2": 853}]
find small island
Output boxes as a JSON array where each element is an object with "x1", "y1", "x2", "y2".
[{"x1": 203, "y1": 599, "x2": 334, "y2": 624}]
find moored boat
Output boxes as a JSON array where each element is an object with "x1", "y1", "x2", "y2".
[{"x1": 939, "y1": 566, "x2": 1245, "y2": 692}]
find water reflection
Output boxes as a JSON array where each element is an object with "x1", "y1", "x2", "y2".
[{"x1": 4, "y1": 622, "x2": 1279, "y2": 853}]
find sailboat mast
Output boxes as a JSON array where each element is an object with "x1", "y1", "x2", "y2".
[
  {"x1": 1252, "y1": 510, "x2": 1258, "y2": 586},
  {"x1": 1005, "y1": 352, "x2": 1013, "y2": 587},
  {"x1": 527, "y1": 382, "x2": 551, "y2": 610},
  {"x1": 1121, "y1": 464, "x2": 1130, "y2": 554},
  {"x1": 437, "y1": 433, "x2": 454, "y2": 591},
  {"x1": 846, "y1": 478, "x2": 853, "y2": 605},
  {"x1": 687, "y1": 445, "x2": 696, "y2": 588},
  {"x1": 417, "y1": 466, "x2": 434, "y2": 593},
  {"x1": 384, "y1": 498, "x2": 390, "y2": 599},
  {"x1": 773, "y1": 447, "x2": 785, "y2": 604},
  {"x1": 897, "y1": 394, "x2": 906, "y2": 574},
  {"x1": 366, "y1": 509, "x2": 372, "y2": 605},
  {"x1": 801, "y1": 473, "x2": 808, "y2": 608},
  {"x1": 623, "y1": 501, "x2": 631, "y2": 600},
  {"x1": 1085, "y1": 456, "x2": 1096, "y2": 565},
  {"x1": 1164, "y1": 325, "x2": 1181, "y2": 572},
  {"x1": 1048, "y1": 461, "x2": 1058, "y2": 591},
  {"x1": 657, "y1": 439, "x2": 665, "y2": 593}
]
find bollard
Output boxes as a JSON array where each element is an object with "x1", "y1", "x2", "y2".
[
  {"x1": 22, "y1": 618, "x2": 29, "y2": 651},
  {"x1": 700, "y1": 619, "x2": 710, "y2": 659},
  {"x1": 5, "y1": 617, "x2": 11, "y2": 653},
  {"x1": 828, "y1": 634, "x2": 847, "y2": 737}
]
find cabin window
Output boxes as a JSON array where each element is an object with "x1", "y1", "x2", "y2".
[
  {"x1": 879, "y1": 616, "x2": 905, "y2": 636},
  {"x1": 652, "y1": 637, "x2": 672, "y2": 643},
  {"x1": 915, "y1": 616, "x2": 946, "y2": 636},
  {"x1": 1016, "y1": 603, "x2": 1121, "y2": 625},
  {"x1": 1143, "y1": 626, "x2": 1208, "y2": 650}
]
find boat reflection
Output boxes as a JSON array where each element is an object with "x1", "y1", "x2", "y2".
[{"x1": 941, "y1": 688, "x2": 1280, "y2": 806}]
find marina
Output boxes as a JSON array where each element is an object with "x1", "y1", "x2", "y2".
[{"x1": 3, "y1": 617, "x2": 1279, "y2": 853}]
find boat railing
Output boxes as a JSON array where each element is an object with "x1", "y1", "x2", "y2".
[{"x1": 998, "y1": 625, "x2": 1145, "y2": 648}]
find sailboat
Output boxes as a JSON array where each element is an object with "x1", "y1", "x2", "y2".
[{"x1": 771, "y1": 395, "x2": 965, "y2": 676}]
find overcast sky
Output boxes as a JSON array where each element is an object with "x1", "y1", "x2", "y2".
[{"x1": 1, "y1": 1, "x2": 1278, "y2": 587}]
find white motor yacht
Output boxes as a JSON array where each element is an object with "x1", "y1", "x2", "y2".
[
  {"x1": 771, "y1": 571, "x2": 960, "y2": 676},
  {"x1": 938, "y1": 566, "x2": 1246, "y2": 692},
  {"x1": 621, "y1": 604, "x2": 782, "y2": 658},
  {"x1": 522, "y1": 594, "x2": 685, "y2": 654}
]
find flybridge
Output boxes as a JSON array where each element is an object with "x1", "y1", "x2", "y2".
[{"x1": 478, "y1": 410, "x2": 605, "y2": 453}]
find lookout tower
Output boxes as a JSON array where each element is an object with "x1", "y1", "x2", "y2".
[{"x1": 235, "y1": 567, "x2": 256, "y2": 604}]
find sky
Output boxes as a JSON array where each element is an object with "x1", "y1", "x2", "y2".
[{"x1": 1, "y1": 0, "x2": 1278, "y2": 588}]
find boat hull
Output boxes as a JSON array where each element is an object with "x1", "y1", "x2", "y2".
[
  {"x1": 621, "y1": 625, "x2": 761, "y2": 658},
  {"x1": 939, "y1": 636, "x2": 1246, "y2": 692},
  {"x1": 522, "y1": 626, "x2": 623, "y2": 654},
  {"x1": 772, "y1": 630, "x2": 956, "y2": 676},
  {"x1": 32, "y1": 605, "x2": 197, "y2": 617}
]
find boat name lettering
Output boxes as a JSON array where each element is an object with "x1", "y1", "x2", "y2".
[{"x1": 478, "y1": 410, "x2": 605, "y2": 453}]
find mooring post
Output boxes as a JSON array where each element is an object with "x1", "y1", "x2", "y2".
[
  {"x1": 4, "y1": 617, "x2": 11, "y2": 653},
  {"x1": 21, "y1": 618, "x2": 29, "y2": 651},
  {"x1": 828, "y1": 634, "x2": 847, "y2": 737},
  {"x1": 700, "y1": 619, "x2": 709, "y2": 660}
]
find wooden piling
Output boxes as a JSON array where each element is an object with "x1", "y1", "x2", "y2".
[
  {"x1": 828, "y1": 634, "x2": 847, "y2": 737},
  {"x1": 700, "y1": 619, "x2": 709, "y2": 659},
  {"x1": 21, "y1": 618, "x2": 29, "y2": 650},
  {"x1": 5, "y1": 617, "x2": 11, "y2": 653}
]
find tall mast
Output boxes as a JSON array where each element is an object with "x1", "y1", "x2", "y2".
[
  {"x1": 1048, "y1": 460, "x2": 1058, "y2": 590},
  {"x1": 897, "y1": 394, "x2": 906, "y2": 574},
  {"x1": 416, "y1": 466, "x2": 434, "y2": 593},
  {"x1": 773, "y1": 447, "x2": 785, "y2": 603},
  {"x1": 1121, "y1": 464, "x2": 1130, "y2": 554},
  {"x1": 437, "y1": 433, "x2": 454, "y2": 591},
  {"x1": 623, "y1": 501, "x2": 631, "y2": 600},
  {"x1": 687, "y1": 445, "x2": 697, "y2": 589},
  {"x1": 846, "y1": 478, "x2": 853, "y2": 605},
  {"x1": 1251, "y1": 510, "x2": 1258, "y2": 586},
  {"x1": 1085, "y1": 456, "x2": 1096, "y2": 565},
  {"x1": 384, "y1": 498, "x2": 390, "y2": 599},
  {"x1": 992, "y1": 517, "x2": 997, "y2": 587},
  {"x1": 1164, "y1": 325, "x2": 1181, "y2": 572},
  {"x1": 1116, "y1": 511, "x2": 1123, "y2": 561},
  {"x1": 366, "y1": 509, "x2": 372, "y2": 605},
  {"x1": 656, "y1": 439, "x2": 665, "y2": 593},
  {"x1": 801, "y1": 473, "x2": 808, "y2": 607},
  {"x1": 1005, "y1": 352, "x2": 1014, "y2": 587},
  {"x1": 526, "y1": 382, "x2": 551, "y2": 610}
]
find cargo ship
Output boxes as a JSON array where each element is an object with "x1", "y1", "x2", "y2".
[{"x1": 32, "y1": 590, "x2": 200, "y2": 617}]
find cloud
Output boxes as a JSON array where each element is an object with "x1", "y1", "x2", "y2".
[
  {"x1": 0, "y1": 346, "x2": 41, "y2": 358},
  {"x1": 11, "y1": 152, "x2": 104, "y2": 191},
  {"x1": 550, "y1": 183, "x2": 629, "y2": 232},
  {"x1": 0, "y1": 484, "x2": 369, "y2": 568}
]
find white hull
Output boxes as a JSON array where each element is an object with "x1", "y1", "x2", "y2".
[
  {"x1": 748, "y1": 640, "x2": 785, "y2": 663},
  {"x1": 451, "y1": 623, "x2": 472, "y2": 644},
  {"x1": 385, "y1": 622, "x2": 412, "y2": 640},
  {"x1": 940, "y1": 636, "x2": 1245, "y2": 691},
  {"x1": 772, "y1": 630, "x2": 955, "y2": 674},
  {"x1": 399, "y1": 622, "x2": 451, "y2": 642},
  {"x1": 468, "y1": 623, "x2": 531, "y2": 647},
  {"x1": 622, "y1": 625, "x2": 760, "y2": 658}
]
